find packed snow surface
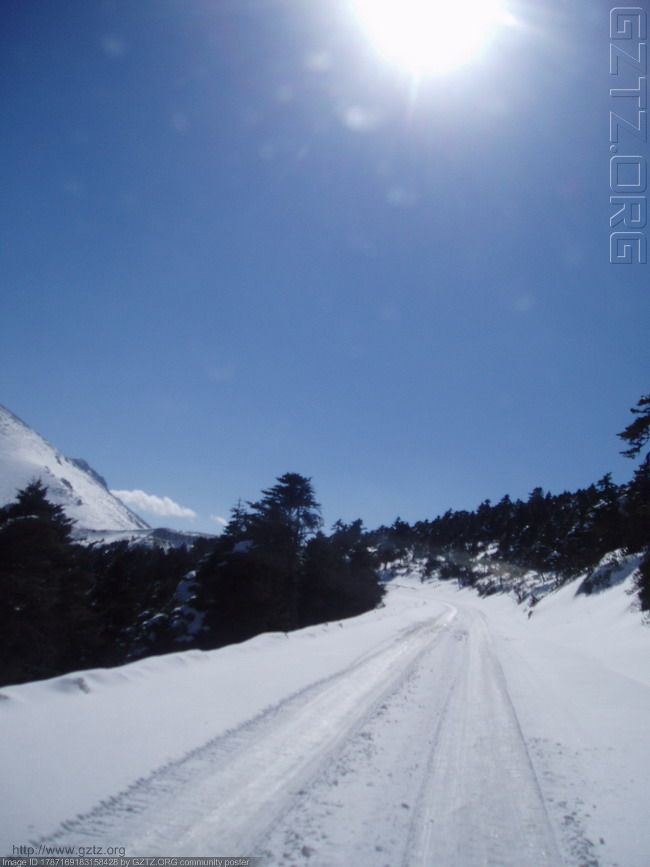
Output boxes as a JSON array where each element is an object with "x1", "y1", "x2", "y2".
[
  {"x1": 1, "y1": 575, "x2": 648, "y2": 866},
  {"x1": 0, "y1": 404, "x2": 148, "y2": 531}
]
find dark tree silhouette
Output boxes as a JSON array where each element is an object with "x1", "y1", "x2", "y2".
[
  {"x1": 619, "y1": 393, "x2": 650, "y2": 460},
  {"x1": 247, "y1": 473, "x2": 322, "y2": 629},
  {"x1": 0, "y1": 481, "x2": 96, "y2": 685}
]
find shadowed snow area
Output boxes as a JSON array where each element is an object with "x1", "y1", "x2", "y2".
[{"x1": 1, "y1": 576, "x2": 648, "y2": 866}]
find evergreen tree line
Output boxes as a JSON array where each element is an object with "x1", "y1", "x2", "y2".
[
  {"x1": 1, "y1": 393, "x2": 648, "y2": 688},
  {"x1": 0, "y1": 473, "x2": 384, "y2": 687},
  {"x1": 369, "y1": 465, "x2": 648, "y2": 580},
  {"x1": 369, "y1": 394, "x2": 650, "y2": 604}
]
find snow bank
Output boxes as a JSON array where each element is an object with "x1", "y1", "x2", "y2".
[{"x1": 0, "y1": 584, "x2": 444, "y2": 850}]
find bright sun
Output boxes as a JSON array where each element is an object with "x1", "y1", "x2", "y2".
[{"x1": 351, "y1": 0, "x2": 508, "y2": 76}]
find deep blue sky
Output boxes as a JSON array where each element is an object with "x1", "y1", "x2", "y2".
[{"x1": 2, "y1": 0, "x2": 648, "y2": 532}]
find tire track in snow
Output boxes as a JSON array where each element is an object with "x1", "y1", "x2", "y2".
[
  {"x1": 36, "y1": 603, "x2": 567, "y2": 866},
  {"x1": 260, "y1": 607, "x2": 563, "y2": 867},
  {"x1": 34, "y1": 607, "x2": 457, "y2": 857},
  {"x1": 404, "y1": 607, "x2": 563, "y2": 867}
]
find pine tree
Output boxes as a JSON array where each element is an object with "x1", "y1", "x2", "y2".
[
  {"x1": 623, "y1": 458, "x2": 650, "y2": 552},
  {"x1": 618, "y1": 393, "x2": 650, "y2": 609},
  {"x1": 0, "y1": 481, "x2": 96, "y2": 685},
  {"x1": 300, "y1": 520, "x2": 383, "y2": 625},
  {"x1": 247, "y1": 473, "x2": 322, "y2": 629},
  {"x1": 619, "y1": 393, "x2": 650, "y2": 460}
]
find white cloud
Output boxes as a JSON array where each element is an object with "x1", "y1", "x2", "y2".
[
  {"x1": 210, "y1": 515, "x2": 228, "y2": 527},
  {"x1": 111, "y1": 489, "x2": 197, "y2": 519}
]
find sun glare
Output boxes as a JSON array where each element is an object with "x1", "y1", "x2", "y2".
[{"x1": 351, "y1": 0, "x2": 508, "y2": 76}]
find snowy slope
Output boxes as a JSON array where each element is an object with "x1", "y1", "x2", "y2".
[
  {"x1": 74, "y1": 527, "x2": 212, "y2": 549},
  {"x1": 1, "y1": 575, "x2": 648, "y2": 866},
  {"x1": 0, "y1": 404, "x2": 148, "y2": 531}
]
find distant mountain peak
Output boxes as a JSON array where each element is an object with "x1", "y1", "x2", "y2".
[{"x1": 0, "y1": 403, "x2": 149, "y2": 531}]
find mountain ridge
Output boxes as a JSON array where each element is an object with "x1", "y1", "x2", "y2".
[{"x1": 0, "y1": 403, "x2": 149, "y2": 532}]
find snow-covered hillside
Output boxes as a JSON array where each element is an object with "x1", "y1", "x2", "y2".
[
  {"x1": 1, "y1": 573, "x2": 648, "y2": 866},
  {"x1": 75, "y1": 527, "x2": 212, "y2": 549},
  {"x1": 0, "y1": 404, "x2": 148, "y2": 532}
]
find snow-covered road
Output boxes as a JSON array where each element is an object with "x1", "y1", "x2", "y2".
[
  {"x1": 3, "y1": 577, "x2": 649, "y2": 866},
  {"x1": 260, "y1": 603, "x2": 561, "y2": 867}
]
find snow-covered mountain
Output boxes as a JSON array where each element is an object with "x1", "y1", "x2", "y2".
[{"x1": 0, "y1": 404, "x2": 149, "y2": 532}]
